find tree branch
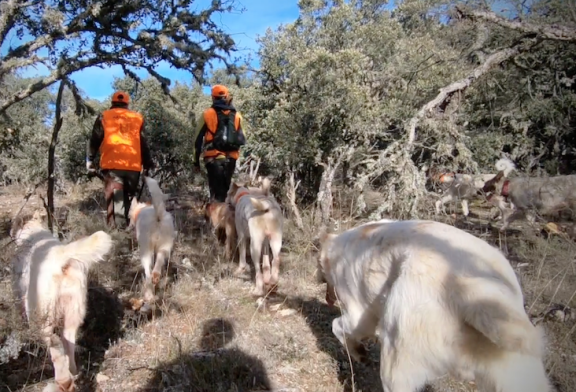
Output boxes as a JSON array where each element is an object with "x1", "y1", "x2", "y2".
[
  {"x1": 0, "y1": 0, "x2": 241, "y2": 113},
  {"x1": 47, "y1": 78, "x2": 65, "y2": 233},
  {"x1": 455, "y1": 6, "x2": 576, "y2": 43},
  {"x1": 405, "y1": 37, "x2": 539, "y2": 150}
]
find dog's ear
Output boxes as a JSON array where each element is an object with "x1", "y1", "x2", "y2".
[
  {"x1": 229, "y1": 182, "x2": 240, "y2": 195},
  {"x1": 317, "y1": 226, "x2": 337, "y2": 249}
]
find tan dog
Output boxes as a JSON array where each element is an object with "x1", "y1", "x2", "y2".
[
  {"x1": 128, "y1": 176, "x2": 176, "y2": 302},
  {"x1": 204, "y1": 201, "x2": 237, "y2": 260},
  {"x1": 226, "y1": 178, "x2": 284, "y2": 296},
  {"x1": 317, "y1": 219, "x2": 552, "y2": 392},
  {"x1": 10, "y1": 209, "x2": 114, "y2": 392}
]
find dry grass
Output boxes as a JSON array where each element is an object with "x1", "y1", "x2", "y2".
[{"x1": 0, "y1": 182, "x2": 575, "y2": 392}]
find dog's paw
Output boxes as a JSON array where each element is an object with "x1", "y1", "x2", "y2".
[
  {"x1": 151, "y1": 271, "x2": 161, "y2": 285},
  {"x1": 233, "y1": 267, "x2": 247, "y2": 277},
  {"x1": 265, "y1": 282, "x2": 278, "y2": 295},
  {"x1": 251, "y1": 286, "x2": 266, "y2": 298},
  {"x1": 351, "y1": 344, "x2": 371, "y2": 365}
]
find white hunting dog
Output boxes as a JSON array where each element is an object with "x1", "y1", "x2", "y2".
[
  {"x1": 317, "y1": 219, "x2": 552, "y2": 392},
  {"x1": 226, "y1": 178, "x2": 283, "y2": 296},
  {"x1": 128, "y1": 176, "x2": 176, "y2": 302},
  {"x1": 10, "y1": 209, "x2": 114, "y2": 392}
]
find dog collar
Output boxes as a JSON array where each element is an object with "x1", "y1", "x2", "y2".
[
  {"x1": 501, "y1": 180, "x2": 510, "y2": 198},
  {"x1": 234, "y1": 190, "x2": 250, "y2": 204}
]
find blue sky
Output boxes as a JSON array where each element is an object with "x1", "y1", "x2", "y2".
[
  {"x1": 3, "y1": 0, "x2": 301, "y2": 101},
  {"x1": 2, "y1": 0, "x2": 516, "y2": 102}
]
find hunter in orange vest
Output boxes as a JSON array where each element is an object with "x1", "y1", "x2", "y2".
[
  {"x1": 193, "y1": 84, "x2": 246, "y2": 202},
  {"x1": 87, "y1": 91, "x2": 154, "y2": 228}
]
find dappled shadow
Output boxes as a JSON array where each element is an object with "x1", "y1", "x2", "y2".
[
  {"x1": 0, "y1": 280, "x2": 124, "y2": 392},
  {"x1": 283, "y1": 296, "x2": 384, "y2": 392},
  {"x1": 75, "y1": 282, "x2": 125, "y2": 392},
  {"x1": 141, "y1": 318, "x2": 272, "y2": 392}
]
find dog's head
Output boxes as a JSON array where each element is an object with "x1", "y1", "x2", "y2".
[
  {"x1": 315, "y1": 227, "x2": 339, "y2": 307},
  {"x1": 226, "y1": 181, "x2": 249, "y2": 205},
  {"x1": 10, "y1": 208, "x2": 48, "y2": 243}
]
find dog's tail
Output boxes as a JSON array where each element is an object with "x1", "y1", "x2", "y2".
[
  {"x1": 495, "y1": 157, "x2": 516, "y2": 176},
  {"x1": 454, "y1": 280, "x2": 543, "y2": 357},
  {"x1": 145, "y1": 176, "x2": 167, "y2": 222},
  {"x1": 250, "y1": 197, "x2": 271, "y2": 213},
  {"x1": 58, "y1": 230, "x2": 114, "y2": 273}
]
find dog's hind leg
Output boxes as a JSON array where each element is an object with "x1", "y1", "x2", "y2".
[
  {"x1": 62, "y1": 324, "x2": 79, "y2": 376},
  {"x1": 44, "y1": 331, "x2": 74, "y2": 392},
  {"x1": 234, "y1": 235, "x2": 248, "y2": 276},
  {"x1": 141, "y1": 250, "x2": 155, "y2": 301},
  {"x1": 268, "y1": 232, "x2": 282, "y2": 290},
  {"x1": 249, "y1": 231, "x2": 266, "y2": 297},
  {"x1": 436, "y1": 193, "x2": 453, "y2": 214},
  {"x1": 461, "y1": 199, "x2": 470, "y2": 217},
  {"x1": 379, "y1": 332, "x2": 433, "y2": 392},
  {"x1": 261, "y1": 239, "x2": 271, "y2": 287},
  {"x1": 152, "y1": 249, "x2": 170, "y2": 286}
]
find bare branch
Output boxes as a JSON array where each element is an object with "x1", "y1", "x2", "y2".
[
  {"x1": 405, "y1": 37, "x2": 540, "y2": 149},
  {"x1": 0, "y1": 0, "x2": 241, "y2": 113},
  {"x1": 286, "y1": 170, "x2": 304, "y2": 229},
  {"x1": 47, "y1": 79, "x2": 65, "y2": 233},
  {"x1": 455, "y1": 5, "x2": 576, "y2": 43},
  {"x1": 64, "y1": 78, "x2": 96, "y2": 117},
  {"x1": 0, "y1": 56, "x2": 103, "y2": 113}
]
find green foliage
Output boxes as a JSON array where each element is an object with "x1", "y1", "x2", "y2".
[{"x1": 0, "y1": 75, "x2": 53, "y2": 185}]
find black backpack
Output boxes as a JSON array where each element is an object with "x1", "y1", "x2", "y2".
[{"x1": 210, "y1": 107, "x2": 246, "y2": 152}]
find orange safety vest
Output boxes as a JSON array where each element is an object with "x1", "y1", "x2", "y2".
[
  {"x1": 100, "y1": 108, "x2": 144, "y2": 171},
  {"x1": 202, "y1": 107, "x2": 242, "y2": 160}
]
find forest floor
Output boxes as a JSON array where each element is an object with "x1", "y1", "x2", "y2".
[{"x1": 0, "y1": 180, "x2": 575, "y2": 392}]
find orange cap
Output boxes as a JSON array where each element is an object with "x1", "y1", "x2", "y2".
[
  {"x1": 211, "y1": 84, "x2": 229, "y2": 99},
  {"x1": 111, "y1": 91, "x2": 130, "y2": 104}
]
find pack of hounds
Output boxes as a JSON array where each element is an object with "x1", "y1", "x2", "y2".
[{"x1": 10, "y1": 161, "x2": 574, "y2": 392}]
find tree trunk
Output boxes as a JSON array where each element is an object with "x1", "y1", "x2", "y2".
[
  {"x1": 47, "y1": 80, "x2": 66, "y2": 234},
  {"x1": 315, "y1": 148, "x2": 354, "y2": 228},
  {"x1": 286, "y1": 170, "x2": 304, "y2": 229},
  {"x1": 316, "y1": 160, "x2": 338, "y2": 228}
]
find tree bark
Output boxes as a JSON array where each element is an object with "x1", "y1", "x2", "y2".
[
  {"x1": 287, "y1": 170, "x2": 304, "y2": 229},
  {"x1": 405, "y1": 37, "x2": 539, "y2": 150},
  {"x1": 455, "y1": 6, "x2": 576, "y2": 43},
  {"x1": 316, "y1": 147, "x2": 354, "y2": 227},
  {"x1": 47, "y1": 80, "x2": 65, "y2": 234}
]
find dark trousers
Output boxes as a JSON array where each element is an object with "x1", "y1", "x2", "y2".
[
  {"x1": 102, "y1": 169, "x2": 140, "y2": 228},
  {"x1": 205, "y1": 157, "x2": 237, "y2": 202}
]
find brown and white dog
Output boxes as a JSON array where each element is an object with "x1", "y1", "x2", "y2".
[
  {"x1": 316, "y1": 219, "x2": 552, "y2": 392},
  {"x1": 488, "y1": 173, "x2": 576, "y2": 232},
  {"x1": 204, "y1": 201, "x2": 237, "y2": 260},
  {"x1": 10, "y1": 209, "x2": 114, "y2": 392},
  {"x1": 226, "y1": 178, "x2": 284, "y2": 297},
  {"x1": 434, "y1": 157, "x2": 516, "y2": 217},
  {"x1": 128, "y1": 176, "x2": 176, "y2": 302}
]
